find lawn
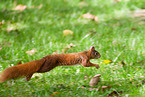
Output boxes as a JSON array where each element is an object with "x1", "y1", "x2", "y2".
[{"x1": 0, "y1": 0, "x2": 145, "y2": 96}]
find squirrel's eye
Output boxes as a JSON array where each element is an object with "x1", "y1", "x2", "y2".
[{"x1": 95, "y1": 52, "x2": 98, "y2": 55}]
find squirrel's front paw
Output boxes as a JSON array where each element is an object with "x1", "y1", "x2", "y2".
[{"x1": 95, "y1": 64, "x2": 100, "y2": 69}]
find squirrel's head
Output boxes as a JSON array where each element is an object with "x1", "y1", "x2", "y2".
[{"x1": 89, "y1": 46, "x2": 101, "y2": 59}]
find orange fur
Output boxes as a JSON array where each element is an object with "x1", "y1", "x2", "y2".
[{"x1": 0, "y1": 46, "x2": 101, "y2": 83}]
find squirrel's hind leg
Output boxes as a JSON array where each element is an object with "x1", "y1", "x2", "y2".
[{"x1": 26, "y1": 74, "x2": 33, "y2": 81}]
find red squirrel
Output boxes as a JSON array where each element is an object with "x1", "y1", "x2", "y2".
[{"x1": 0, "y1": 46, "x2": 101, "y2": 83}]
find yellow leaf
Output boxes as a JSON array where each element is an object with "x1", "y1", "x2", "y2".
[
  {"x1": 102, "y1": 60, "x2": 112, "y2": 64},
  {"x1": 63, "y1": 30, "x2": 74, "y2": 36}
]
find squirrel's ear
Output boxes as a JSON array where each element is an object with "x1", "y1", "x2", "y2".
[{"x1": 90, "y1": 46, "x2": 95, "y2": 51}]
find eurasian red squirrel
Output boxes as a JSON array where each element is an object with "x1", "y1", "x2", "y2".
[{"x1": 0, "y1": 46, "x2": 101, "y2": 83}]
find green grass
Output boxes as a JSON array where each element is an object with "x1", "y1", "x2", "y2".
[{"x1": 0, "y1": 0, "x2": 145, "y2": 96}]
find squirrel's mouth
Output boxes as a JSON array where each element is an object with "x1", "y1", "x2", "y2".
[{"x1": 97, "y1": 55, "x2": 101, "y2": 59}]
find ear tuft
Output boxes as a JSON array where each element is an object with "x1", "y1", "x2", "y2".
[{"x1": 90, "y1": 46, "x2": 95, "y2": 51}]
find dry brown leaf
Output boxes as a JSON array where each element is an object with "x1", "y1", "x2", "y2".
[
  {"x1": 108, "y1": 90, "x2": 123, "y2": 97},
  {"x1": 136, "y1": 60, "x2": 144, "y2": 66},
  {"x1": 31, "y1": 5, "x2": 35, "y2": 8},
  {"x1": 114, "y1": 0, "x2": 129, "y2": 3},
  {"x1": 89, "y1": 31, "x2": 97, "y2": 36},
  {"x1": 112, "y1": 40, "x2": 117, "y2": 45},
  {"x1": 133, "y1": 13, "x2": 145, "y2": 17},
  {"x1": 98, "y1": 85, "x2": 111, "y2": 91},
  {"x1": 26, "y1": 48, "x2": 36, "y2": 55},
  {"x1": 89, "y1": 88, "x2": 98, "y2": 91},
  {"x1": 131, "y1": 27, "x2": 137, "y2": 30},
  {"x1": 82, "y1": 13, "x2": 95, "y2": 19},
  {"x1": 13, "y1": 4, "x2": 27, "y2": 11},
  {"x1": 5, "y1": 85, "x2": 8, "y2": 87},
  {"x1": 3, "y1": 41, "x2": 11, "y2": 47},
  {"x1": 50, "y1": 92, "x2": 60, "y2": 96},
  {"x1": 6, "y1": 27, "x2": 14, "y2": 32},
  {"x1": 81, "y1": 85, "x2": 86, "y2": 89},
  {"x1": 115, "y1": 0, "x2": 122, "y2": 2},
  {"x1": 133, "y1": 9, "x2": 145, "y2": 17},
  {"x1": 79, "y1": 1, "x2": 87, "y2": 8},
  {"x1": 82, "y1": 13, "x2": 99, "y2": 23},
  {"x1": 94, "y1": 16, "x2": 99, "y2": 22},
  {"x1": 89, "y1": 74, "x2": 101, "y2": 87},
  {"x1": 134, "y1": 9, "x2": 145, "y2": 13},
  {"x1": 84, "y1": 75, "x2": 88, "y2": 80},
  {"x1": 38, "y1": 4, "x2": 43, "y2": 9},
  {"x1": 119, "y1": 61, "x2": 126, "y2": 67}
]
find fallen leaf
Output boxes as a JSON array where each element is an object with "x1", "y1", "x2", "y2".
[
  {"x1": 94, "y1": 16, "x2": 99, "y2": 22},
  {"x1": 99, "y1": 85, "x2": 111, "y2": 91},
  {"x1": 82, "y1": 13, "x2": 95, "y2": 19},
  {"x1": 3, "y1": 41, "x2": 11, "y2": 47},
  {"x1": 57, "y1": 84, "x2": 66, "y2": 88},
  {"x1": 89, "y1": 88, "x2": 98, "y2": 91},
  {"x1": 31, "y1": 5, "x2": 35, "y2": 8},
  {"x1": 5, "y1": 85, "x2": 8, "y2": 87},
  {"x1": 114, "y1": 0, "x2": 130, "y2": 3},
  {"x1": 131, "y1": 27, "x2": 137, "y2": 30},
  {"x1": 132, "y1": 9, "x2": 145, "y2": 17},
  {"x1": 84, "y1": 75, "x2": 88, "y2": 80},
  {"x1": 112, "y1": 40, "x2": 117, "y2": 45},
  {"x1": 50, "y1": 92, "x2": 60, "y2": 96},
  {"x1": 136, "y1": 60, "x2": 144, "y2": 66},
  {"x1": 79, "y1": 1, "x2": 87, "y2": 8},
  {"x1": 13, "y1": 4, "x2": 27, "y2": 11},
  {"x1": 0, "y1": 22, "x2": 2, "y2": 25},
  {"x1": 89, "y1": 31, "x2": 97, "y2": 36},
  {"x1": 114, "y1": 0, "x2": 122, "y2": 2},
  {"x1": 82, "y1": 13, "x2": 99, "y2": 23},
  {"x1": 119, "y1": 61, "x2": 126, "y2": 67},
  {"x1": 108, "y1": 90, "x2": 123, "y2": 96},
  {"x1": 6, "y1": 27, "x2": 14, "y2": 32},
  {"x1": 38, "y1": 4, "x2": 43, "y2": 9},
  {"x1": 102, "y1": 60, "x2": 112, "y2": 64},
  {"x1": 133, "y1": 13, "x2": 145, "y2": 17},
  {"x1": 63, "y1": 29, "x2": 74, "y2": 36},
  {"x1": 26, "y1": 48, "x2": 36, "y2": 55},
  {"x1": 89, "y1": 74, "x2": 101, "y2": 87},
  {"x1": 81, "y1": 85, "x2": 87, "y2": 89}
]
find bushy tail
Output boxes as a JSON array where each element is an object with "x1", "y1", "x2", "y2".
[{"x1": 0, "y1": 58, "x2": 46, "y2": 83}]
